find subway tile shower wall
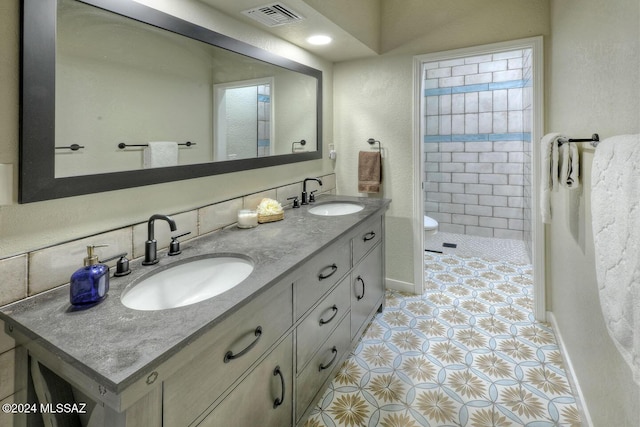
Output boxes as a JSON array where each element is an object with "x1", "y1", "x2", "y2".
[{"x1": 423, "y1": 49, "x2": 533, "y2": 243}]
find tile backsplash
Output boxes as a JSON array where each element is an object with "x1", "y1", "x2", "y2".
[{"x1": 0, "y1": 174, "x2": 336, "y2": 306}]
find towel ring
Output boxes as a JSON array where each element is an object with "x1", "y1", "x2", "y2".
[{"x1": 367, "y1": 138, "x2": 381, "y2": 152}]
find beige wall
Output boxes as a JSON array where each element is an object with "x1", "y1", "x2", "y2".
[
  {"x1": 547, "y1": 0, "x2": 640, "y2": 424},
  {"x1": 303, "y1": 0, "x2": 381, "y2": 53},
  {"x1": 380, "y1": 0, "x2": 550, "y2": 55},
  {"x1": 335, "y1": 0, "x2": 640, "y2": 423},
  {"x1": 0, "y1": 0, "x2": 333, "y2": 259},
  {"x1": 334, "y1": 3, "x2": 550, "y2": 286}
]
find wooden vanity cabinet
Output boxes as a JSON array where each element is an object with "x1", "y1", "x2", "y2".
[
  {"x1": 293, "y1": 214, "x2": 386, "y2": 424},
  {"x1": 17, "y1": 210, "x2": 387, "y2": 427}
]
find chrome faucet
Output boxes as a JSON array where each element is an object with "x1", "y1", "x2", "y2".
[
  {"x1": 301, "y1": 178, "x2": 323, "y2": 205},
  {"x1": 142, "y1": 214, "x2": 177, "y2": 265}
]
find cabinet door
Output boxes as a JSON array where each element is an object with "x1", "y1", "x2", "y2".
[
  {"x1": 163, "y1": 280, "x2": 292, "y2": 427},
  {"x1": 198, "y1": 334, "x2": 293, "y2": 427},
  {"x1": 351, "y1": 243, "x2": 384, "y2": 340}
]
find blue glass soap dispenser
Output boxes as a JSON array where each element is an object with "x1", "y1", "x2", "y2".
[{"x1": 70, "y1": 245, "x2": 110, "y2": 306}]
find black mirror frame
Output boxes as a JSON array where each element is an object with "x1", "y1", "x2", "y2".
[{"x1": 19, "y1": 0, "x2": 322, "y2": 203}]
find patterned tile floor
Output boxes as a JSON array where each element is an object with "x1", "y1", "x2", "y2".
[{"x1": 303, "y1": 251, "x2": 580, "y2": 427}]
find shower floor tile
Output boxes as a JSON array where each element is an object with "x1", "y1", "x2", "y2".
[
  {"x1": 303, "y1": 252, "x2": 580, "y2": 427},
  {"x1": 425, "y1": 231, "x2": 530, "y2": 264}
]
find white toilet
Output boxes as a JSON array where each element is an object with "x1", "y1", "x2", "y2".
[{"x1": 424, "y1": 215, "x2": 439, "y2": 237}]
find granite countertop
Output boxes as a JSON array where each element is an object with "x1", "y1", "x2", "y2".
[{"x1": 0, "y1": 195, "x2": 390, "y2": 394}]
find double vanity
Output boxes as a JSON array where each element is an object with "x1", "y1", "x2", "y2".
[{"x1": 1, "y1": 196, "x2": 390, "y2": 427}]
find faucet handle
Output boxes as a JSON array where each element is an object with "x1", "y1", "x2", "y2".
[
  {"x1": 101, "y1": 252, "x2": 131, "y2": 277},
  {"x1": 309, "y1": 190, "x2": 318, "y2": 203},
  {"x1": 168, "y1": 232, "x2": 191, "y2": 256},
  {"x1": 287, "y1": 196, "x2": 300, "y2": 208}
]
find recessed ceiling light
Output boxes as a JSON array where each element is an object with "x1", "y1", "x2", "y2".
[{"x1": 307, "y1": 35, "x2": 332, "y2": 45}]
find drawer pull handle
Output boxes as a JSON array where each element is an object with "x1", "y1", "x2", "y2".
[
  {"x1": 356, "y1": 276, "x2": 366, "y2": 301},
  {"x1": 318, "y1": 263, "x2": 338, "y2": 280},
  {"x1": 273, "y1": 365, "x2": 285, "y2": 408},
  {"x1": 224, "y1": 326, "x2": 262, "y2": 363},
  {"x1": 319, "y1": 346, "x2": 338, "y2": 371},
  {"x1": 319, "y1": 305, "x2": 339, "y2": 325},
  {"x1": 363, "y1": 231, "x2": 376, "y2": 241}
]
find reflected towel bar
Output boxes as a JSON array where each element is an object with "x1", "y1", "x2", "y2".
[
  {"x1": 291, "y1": 139, "x2": 306, "y2": 152},
  {"x1": 55, "y1": 144, "x2": 85, "y2": 151},
  {"x1": 118, "y1": 141, "x2": 196, "y2": 149},
  {"x1": 558, "y1": 133, "x2": 599, "y2": 148}
]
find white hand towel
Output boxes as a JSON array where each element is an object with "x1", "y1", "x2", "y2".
[
  {"x1": 560, "y1": 141, "x2": 580, "y2": 189},
  {"x1": 540, "y1": 133, "x2": 562, "y2": 223},
  {"x1": 143, "y1": 141, "x2": 178, "y2": 168},
  {"x1": 591, "y1": 134, "x2": 640, "y2": 385}
]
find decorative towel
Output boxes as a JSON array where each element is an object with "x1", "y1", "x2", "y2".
[
  {"x1": 591, "y1": 133, "x2": 640, "y2": 385},
  {"x1": 143, "y1": 141, "x2": 178, "y2": 168},
  {"x1": 559, "y1": 141, "x2": 580, "y2": 189},
  {"x1": 540, "y1": 133, "x2": 562, "y2": 223},
  {"x1": 358, "y1": 151, "x2": 381, "y2": 193}
]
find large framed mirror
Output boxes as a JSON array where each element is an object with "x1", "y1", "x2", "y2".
[{"x1": 20, "y1": 0, "x2": 322, "y2": 203}]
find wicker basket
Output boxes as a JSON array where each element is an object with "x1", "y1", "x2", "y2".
[{"x1": 258, "y1": 211, "x2": 284, "y2": 223}]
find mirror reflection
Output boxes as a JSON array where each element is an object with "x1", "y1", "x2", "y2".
[{"x1": 54, "y1": 0, "x2": 318, "y2": 178}]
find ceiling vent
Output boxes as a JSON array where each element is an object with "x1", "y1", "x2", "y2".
[{"x1": 242, "y1": 3, "x2": 305, "y2": 27}]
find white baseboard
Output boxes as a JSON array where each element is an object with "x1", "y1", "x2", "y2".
[
  {"x1": 385, "y1": 278, "x2": 417, "y2": 294},
  {"x1": 547, "y1": 311, "x2": 593, "y2": 427}
]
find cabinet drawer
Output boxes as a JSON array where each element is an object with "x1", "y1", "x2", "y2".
[
  {"x1": 198, "y1": 334, "x2": 293, "y2": 427},
  {"x1": 351, "y1": 243, "x2": 384, "y2": 340},
  {"x1": 163, "y1": 281, "x2": 292, "y2": 427},
  {"x1": 294, "y1": 239, "x2": 351, "y2": 320},
  {"x1": 296, "y1": 314, "x2": 350, "y2": 421},
  {"x1": 352, "y1": 215, "x2": 382, "y2": 265},
  {"x1": 296, "y1": 274, "x2": 350, "y2": 373}
]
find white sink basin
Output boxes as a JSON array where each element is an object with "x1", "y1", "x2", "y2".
[
  {"x1": 308, "y1": 202, "x2": 364, "y2": 216},
  {"x1": 121, "y1": 255, "x2": 254, "y2": 311}
]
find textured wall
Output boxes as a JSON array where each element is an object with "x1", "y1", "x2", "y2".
[
  {"x1": 548, "y1": 0, "x2": 640, "y2": 424},
  {"x1": 334, "y1": 54, "x2": 415, "y2": 285},
  {"x1": 335, "y1": 5, "x2": 549, "y2": 288},
  {"x1": 380, "y1": 0, "x2": 550, "y2": 55}
]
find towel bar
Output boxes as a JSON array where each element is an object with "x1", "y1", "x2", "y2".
[
  {"x1": 118, "y1": 141, "x2": 196, "y2": 149},
  {"x1": 55, "y1": 144, "x2": 85, "y2": 151},
  {"x1": 558, "y1": 133, "x2": 599, "y2": 148}
]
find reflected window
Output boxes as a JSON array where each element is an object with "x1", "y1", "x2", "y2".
[{"x1": 214, "y1": 78, "x2": 274, "y2": 161}]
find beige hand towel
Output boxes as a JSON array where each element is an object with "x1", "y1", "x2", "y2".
[{"x1": 358, "y1": 151, "x2": 381, "y2": 193}]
